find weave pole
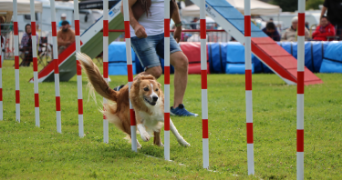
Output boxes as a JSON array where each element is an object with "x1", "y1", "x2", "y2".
[
  {"x1": 200, "y1": 0, "x2": 209, "y2": 169},
  {"x1": 122, "y1": 0, "x2": 137, "y2": 152},
  {"x1": 30, "y1": 0, "x2": 40, "y2": 127},
  {"x1": 297, "y1": 0, "x2": 305, "y2": 179},
  {"x1": 0, "y1": 19, "x2": 2, "y2": 121},
  {"x1": 50, "y1": 0, "x2": 62, "y2": 133},
  {"x1": 244, "y1": 0, "x2": 254, "y2": 175},
  {"x1": 13, "y1": 0, "x2": 20, "y2": 122},
  {"x1": 74, "y1": 0, "x2": 84, "y2": 138},
  {"x1": 163, "y1": 0, "x2": 171, "y2": 161},
  {"x1": 103, "y1": 0, "x2": 109, "y2": 143}
]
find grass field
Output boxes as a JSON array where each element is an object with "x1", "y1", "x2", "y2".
[{"x1": 1, "y1": 60, "x2": 341, "y2": 179}]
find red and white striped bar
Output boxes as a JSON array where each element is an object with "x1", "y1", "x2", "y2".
[
  {"x1": 164, "y1": 0, "x2": 171, "y2": 161},
  {"x1": 123, "y1": 0, "x2": 137, "y2": 152},
  {"x1": 0, "y1": 19, "x2": 2, "y2": 121},
  {"x1": 244, "y1": 0, "x2": 254, "y2": 175},
  {"x1": 74, "y1": 0, "x2": 84, "y2": 138},
  {"x1": 30, "y1": 0, "x2": 40, "y2": 127},
  {"x1": 297, "y1": 0, "x2": 305, "y2": 179},
  {"x1": 13, "y1": 0, "x2": 20, "y2": 122},
  {"x1": 200, "y1": 0, "x2": 209, "y2": 169},
  {"x1": 50, "y1": 0, "x2": 62, "y2": 133},
  {"x1": 103, "y1": 0, "x2": 109, "y2": 143}
]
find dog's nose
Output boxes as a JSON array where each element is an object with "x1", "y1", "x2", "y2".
[{"x1": 152, "y1": 96, "x2": 158, "y2": 102}]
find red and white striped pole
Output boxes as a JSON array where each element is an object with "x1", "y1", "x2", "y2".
[
  {"x1": 200, "y1": 0, "x2": 209, "y2": 169},
  {"x1": 123, "y1": 0, "x2": 137, "y2": 152},
  {"x1": 0, "y1": 17, "x2": 2, "y2": 121},
  {"x1": 164, "y1": 0, "x2": 171, "y2": 161},
  {"x1": 13, "y1": 0, "x2": 20, "y2": 122},
  {"x1": 30, "y1": 0, "x2": 40, "y2": 127},
  {"x1": 297, "y1": 0, "x2": 305, "y2": 179},
  {"x1": 244, "y1": 0, "x2": 254, "y2": 175},
  {"x1": 74, "y1": 0, "x2": 84, "y2": 138},
  {"x1": 103, "y1": 0, "x2": 109, "y2": 143},
  {"x1": 50, "y1": 0, "x2": 62, "y2": 133}
]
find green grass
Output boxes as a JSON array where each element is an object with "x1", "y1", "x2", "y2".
[{"x1": 1, "y1": 60, "x2": 341, "y2": 179}]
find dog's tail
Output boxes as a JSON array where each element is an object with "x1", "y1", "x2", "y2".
[{"x1": 76, "y1": 52, "x2": 118, "y2": 102}]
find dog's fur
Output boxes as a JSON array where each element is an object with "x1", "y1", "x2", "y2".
[{"x1": 76, "y1": 52, "x2": 190, "y2": 148}]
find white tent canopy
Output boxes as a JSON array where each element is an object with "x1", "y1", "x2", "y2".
[
  {"x1": 182, "y1": 0, "x2": 281, "y2": 17},
  {"x1": 0, "y1": 0, "x2": 43, "y2": 14}
]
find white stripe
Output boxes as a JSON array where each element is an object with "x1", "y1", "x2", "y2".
[
  {"x1": 128, "y1": 82, "x2": 133, "y2": 109},
  {"x1": 201, "y1": 89, "x2": 208, "y2": 119},
  {"x1": 123, "y1": 0, "x2": 129, "y2": 21},
  {"x1": 31, "y1": 36, "x2": 37, "y2": 58},
  {"x1": 200, "y1": 39, "x2": 207, "y2": 70},
  {"x1": 13, "y1": 0, "x2": 18, "y2": 20},
  {"x1": 50, "y1": 0, "x2": 57, "y2": 21},
  {"x1": 200, "y1": 0, "x2": 205, "y2": 19},
  {"x1": 125, "y1": 38, "x2": 132, "y2": 65},
  {"x1": 164, "y1": 37, "x2": 170, "y2": 66},
  {"x1": 0, "y1": 101, "x2": 2, "y2": 120},
  {"x1": 73, "y1": 0, "x2": 80, "y2": 21},
  {"x1": 297, "y1": 36, "x2": 305, "y2": 72},
  {"x1": 30, "y1": 0, "x2": 35, "y2": 20},
  {"x1": 78, "y1": 114, "x2": 83, "y2": 137},
  {"x1": 52, "y1": 36, "x2": 58, "y2": 60},
  {"x1": 164, "y1": 130, "x2": 170, "y2": 161},
  {"x1": 16, "y1": 104, "x2": 20, "y2": 123},
  {"x1": 202, "y1": 138, "x2": 209, "y2": 169},
  {"x1": 14, "y1": 36, "x2": 19, "y2": 56},
  {"x1": 244, "y1": 37, "x2": 252, "y2": 70},
  {"x1": 298, "y1": 0, "x2": 305, "y2": 13},
  {"x1": 34, "y1": 72, "x2": 38, "y2": 93},
  {"x1": 103, "y1": 37, "x2": 108, "y2": 63},
  {"x1": 164, "y1": 84, "x2": 170, "y2": 113},
  {"x1": 245, "y1": 90, "x2": 253, "y2": 123},
  {"x1": 54, "y1": 74, "x2": 60, "y2": 96},
  {"x1": 247, "y1": 143, "x2": 254, "y2": 175},
  {"x1": 35, "y1": 107, "x2": 40, "y2": 127},
  {"x1": 131, "y1": 126, "x2": 137, "y2": 152},
  {"x1": 297, "y1": 152, "x2": 304, "y2": 180},
  {"x1": 75, "y1": 36, "x2": 81, "y2": 53},
  {"x1": 103, "y1": 97, "x2": 108, "y2": 143},
  {"x1": 103, "y1": 0, "x2": 108, "y2": 20},
  {"x1": 15, "y1": 69, "x2": 20, "y2": 90},
  {"x1": 57, "y1": 110, "x2": 61, "y2": 133},
  {"x1": 297, "y1": 94, "x2": 304, "y2": 129},
  {"x1": 164, "y1": 0, "x2": 170, "y2": 19},
  {"x1": 244, "y1": 0, "x2": 251, "y2": 16},
  {"x1": 77, "y1": 75, "x2": 83, "y2": 99}
]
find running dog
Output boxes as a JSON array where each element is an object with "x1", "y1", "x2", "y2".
[{"x1": 76, "y1": 52, "x2": 190, "y2": 148}]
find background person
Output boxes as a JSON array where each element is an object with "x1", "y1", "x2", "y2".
[
  {"x1": 20, "y1": 24, "x2": 38, "y2": 67},
  {"x1": 262, "y1": 21, "x2": 280, "y2": 41},
  {"x1": 190, "y1": 17, "x2": 198, "y2": 30},
  {"x1": 312, "y1": 16, "x2": 336, "y2": 41},
  {"x1": 58, "y1": 13, "x2": 71, "y2": 29},
  {"x1": 57, "y1": 21, "x2": 75, "y2": 55},
  {"x1": 320, "y1": 0, "x2": 342, "y2": 39},
  {"x1": 281, "y1": 16, "x2": 310, "y2": 41}
]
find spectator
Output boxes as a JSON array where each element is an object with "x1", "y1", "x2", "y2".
[
  {"x1": 312, "y1": 16, "x2": 336, "y2": 41},
  {"x1": 190, "y1": 17, "x2": 198, "y2": 29},
  {"x1": 58, "y1": 13, "x2": 71, "y2": 29},
  {"x1": 281, "y1": 16, "x2": 310, "y2": 41},
  {"x1": 262, "y1": 22, "x2": 280, "y2": 41},
  {"x1": 20, "y1": 24, "x2": 38, "y2": 67},
  {"x1": 57, "y1": 21, "x2": 75, "y2": 54},
  {"x1": 320, "y1": 0, "x2": 342, "y2": 39}
]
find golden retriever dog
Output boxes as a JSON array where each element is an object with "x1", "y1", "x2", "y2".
[{"x1": 76, "y1": 52, "x2": 190, "y2": 148}]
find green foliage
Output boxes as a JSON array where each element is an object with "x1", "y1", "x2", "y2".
[
  {"x1": 306, "y1": 0, "x2": 325, "y2": 10},
  {"x1": 271, "y1": 0, "x2": 325, "y2": 11},
  {"x1": 1, "y1": 60, "x2": 342, "y2": 179}
]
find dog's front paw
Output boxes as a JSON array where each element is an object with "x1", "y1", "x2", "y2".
[{"x1": 141, "y1": 132, "x2": 150, "y2": 142}]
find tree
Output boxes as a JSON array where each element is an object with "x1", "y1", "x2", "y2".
[
  {"x1": 271, "y1": 0, "x2": 298, "y2": 12},
  {"x1": 306, "y1": 0, "x2": 324, "y2": 10}
]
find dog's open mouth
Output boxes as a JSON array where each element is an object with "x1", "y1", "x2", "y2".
[{"x1": 144, "y1": 97, "x2": 156, "y2": 106}]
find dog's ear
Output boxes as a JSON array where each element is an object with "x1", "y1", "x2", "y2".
[
  {"x1": 133, "y1": 77, "x2": 141, "y2": 90},
  {"x1": 157, "y1": 82, "x2": 161, "y2": 88}
]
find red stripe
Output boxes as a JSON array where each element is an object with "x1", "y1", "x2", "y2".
[
  {"x1": 77, "y1": 60, "x2": 82, "y2": 75},
  {"x1": 51, "y1": 22, "x2": 57, "y2": 36},
  {"x1": 297, "y1": 71, "x2": 304, "y2": 94},
  {"x1": 127, "y1": 64, "x2": 133, "y2": 82},
  {"x1": 244, "y1": 15, "x2": 251, "y2": 37},
  {"x1": 130, "y1": 109, "x2": 136, "y2": 126},
  {"x1": 54, "y1": 59, "x2": 59, "y2": 74},
  {"x1": 164, "y1": 19, "x2": 170, "y2": 37},
  {"x1": 16, "y1": 90, "x2": 20, "y2": 103},
  {"x1": 78, "y1": 99, "x2": 83, "y2": 114},
  {"x1": 35, "y1": 93, "x2": 39, "y2": 107},
  {"x1": 202, "y1": 119, "x2": 208, "y2": 138},
  {"x1": 124, "y1": 21, "x2": 131, "y2": 38},
  {"x1": 14, "y1": 22, "x2": 19, "y2": 35},
  {"x1": 297, "y1": 129, "x2": 304, "y2": 152},
  {"x1": 164, "y1": 66, "x2": 170, "y2": 84},
  {"x1": 298, "y1": 13, "x2": 305, "y2": 36},
  {"x1": 245, "y1": 69, "x2": 252, "y2": 90},
  {"x1": 201, "y1": 70, "x2": 207, "y2": 89},
  {"x1": 0, "y1": 89, "x2": 2, "y2": 101},
  {"x1": 200, "y1": 19, "x2": 206, "y2": 39},
  {"x1": 56, "y1": 96, "x2": 61, "y2": 111},
  {"x1": 103, "y1": 20, "x2": 108, "y2": 37},
  {"x1": 15, "y1": 56, "x2": 19, "y2": 69},
  {"x1": 246, "y1": 123, "x2": 253, "y2": 144},
  {"x1": 164, "y1": 113, "x2": 170, "y2": 131},
  {"x1": 33, "y1": 57, "x2": 38, "y2": 71},
  {"x1": 31, "y1": 22, "x2": 36, "y2": 36},
  {"x1": 75, "y1": 20, "x2": 80, "y2": 36},
  {"x1": 103, "y1": 62, "x2": 108, "y2": 78}
]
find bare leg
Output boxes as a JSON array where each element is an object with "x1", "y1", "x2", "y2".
[
  {"x1": 144, "y1": 66, "x2": 163, "y2": 79},
  {"x1": 170, "y1": 51, "x2": 188, "y2": 108}
]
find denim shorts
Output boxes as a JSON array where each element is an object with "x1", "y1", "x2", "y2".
[{"x1": 131, "y1": 33, "x2": 182, "y2": 69}]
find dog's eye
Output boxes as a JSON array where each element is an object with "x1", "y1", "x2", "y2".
[
  {"x1": 155, "y1": 88, "x2": 158, "y2": 91},
  {"x1": 144, "y1": 87, "x2": 149, "y2": 91}
]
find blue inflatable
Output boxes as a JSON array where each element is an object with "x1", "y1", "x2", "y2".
[
  {"x1": 208, "y1": 43, "x2": 227, "y2": 73},
  {"x1": 108, "y1": 42, "x2": 136, "y2": 75},
  {"x1": 225, "y1": 42, "x2": 254, "y2": 74},
  {"x1": 320, "y1": 42, "x2": 342, "y2": 73}
]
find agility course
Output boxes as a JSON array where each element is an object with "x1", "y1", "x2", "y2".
[{"x1": 1, "y1": 0, "x2": 342, "y2": 179}]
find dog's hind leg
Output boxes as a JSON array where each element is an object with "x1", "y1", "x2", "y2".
[
  {"x1": 170, "y1": 119, "x2": 190, "y2": 147},
  {"x1": 153, "y1": 131, "x2": 163, "y2": 147}
]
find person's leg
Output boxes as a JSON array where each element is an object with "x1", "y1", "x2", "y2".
[{"x1": 170, "y1": 51, "x2": 188, "y2": 108}]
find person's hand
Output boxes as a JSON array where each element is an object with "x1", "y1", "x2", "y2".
[
  {"x1": 134, "y1": 24, "x2": 147, "y2": 38},
  {"x1": 173, "y1": 26, "x2": 182, "y2": 43}
]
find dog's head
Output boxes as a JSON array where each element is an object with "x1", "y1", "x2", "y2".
[{"x1": 133, "y1": 74, "x2": 162, "y2": 106}]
